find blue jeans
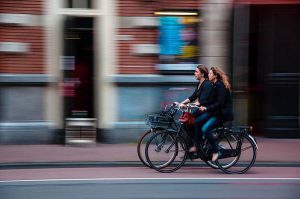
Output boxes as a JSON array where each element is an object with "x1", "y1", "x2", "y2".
[
  {"x1": 194, "y1": 113, "x2": 220, "y2": 153},
  {"x1": 194, "y1": 112, "x2": 210, "y2": 145}
]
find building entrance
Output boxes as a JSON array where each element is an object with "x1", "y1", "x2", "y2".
[
  {"x1": 62, "y1": 16, "x2": 95, "y2": 119},
  {"x1": 248, "y1": 5, "x2": 300, "y2": 137}
]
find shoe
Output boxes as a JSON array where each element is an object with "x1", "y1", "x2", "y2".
[
  {"x1": 212, "y1": 151, "x2": 222, "y2": 162},
  {"x1": 189, "y1": 146, "x2": 197, "y2": 153}
]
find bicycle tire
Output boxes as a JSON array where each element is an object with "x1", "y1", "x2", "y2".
[
  {"x1": 216, "y1": 132, "x2": 257, "y2": 174},
  {"x1": 137, "y1": 129, "x2": 154, "y2": 168},
  {"x1": 137, "y1": 128, "x2": 167, "y2": 168},
  {"x1": 145, "y1": 131, "x2": 188, "y2": 173}
]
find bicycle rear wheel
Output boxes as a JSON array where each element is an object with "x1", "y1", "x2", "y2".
[
  {"x1": 204, "y1": 133, "x2": 239, "y2": 169},
  {"x1": 216, "y1": 132, "x2": 257, "y2": 174},
  {"x1": 145, "y1": 131, "x2": 188, "y2": 173}
]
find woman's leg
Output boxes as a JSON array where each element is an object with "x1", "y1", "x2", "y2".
[
  {"x1": 192, "y1": 112, "x2": 210, "y2": 150},
  {"x1": 201, "y1": 117, "x2": 220, "y2": 154}
]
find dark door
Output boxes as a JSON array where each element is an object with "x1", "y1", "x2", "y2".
[
  {"x1": 62, "y1": 16, "x2": 95, "y2": 118},
  {"x1": 248, "y1": 5, "x2": 300, "y2": 137}
]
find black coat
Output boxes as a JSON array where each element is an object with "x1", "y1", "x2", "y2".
[
  {"x1": 206, "y1": 80, "x2": 234, "y2": 122},
  {"x1": 188, "y1": 79, "x2": 213, "y2": 106}
]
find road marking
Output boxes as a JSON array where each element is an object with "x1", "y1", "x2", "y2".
[{"x1": 1, "y1": 177, "x2": 300, "y2": 184}]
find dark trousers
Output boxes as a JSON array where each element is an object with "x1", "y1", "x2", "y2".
[{"x1": 194, "y1": 113, "x2": 220, "y2": 153}]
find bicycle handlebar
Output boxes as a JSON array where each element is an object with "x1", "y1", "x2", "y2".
[
  {"x1": 169, "y1": 102, "x2": 199, "y2": 113},
  {"x1": 161, "y1": 102, "x2": 200, "y2": 116}
]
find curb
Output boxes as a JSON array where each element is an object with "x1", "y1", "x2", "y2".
[{"x1": 1, "y1": 161, "x2": 300, "y2": 170}]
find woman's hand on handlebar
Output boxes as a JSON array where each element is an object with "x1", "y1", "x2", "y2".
[
  {"x1": 193, "y1": 101, "x2": 200, "y2": 106},
  {"x1": 199, "y1": 106, "x2": 207, "y2": 112},
  {"x1": 173, "y1": 102, "x2": 186, "y2": 109},
  {"x1": 179, "y1": 103, "x2": 187, "y2": 109}
]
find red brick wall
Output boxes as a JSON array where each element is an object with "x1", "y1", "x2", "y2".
[
  {"x1": 117, "y1": 0, "x2": 200, "y2": 74},
  {"x1": 0, "y1": 0, "x2": 45, "y2": 74},
  {"x1": 0, "y1": 0, "x2": 44, "y2": 15},
  {"x1": 117, "y1": 28, "x2": 158, "y2": 74}
]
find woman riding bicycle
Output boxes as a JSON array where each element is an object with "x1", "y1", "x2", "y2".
[
  {"x1": 143, "y1": 66, "x2": 257, "y2": 173},
  {"x1": 191, "y1": 66, "x2": 234, "y2": 162},
  {"x1": 177, "y1": 64, "x2": 213, "y2": 150}
]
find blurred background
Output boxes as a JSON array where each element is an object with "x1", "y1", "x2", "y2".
[{"x1": 0, "y1": 0, "x2": 299, "y2": 144}]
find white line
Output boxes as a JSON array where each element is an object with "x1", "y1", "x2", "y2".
[{"x1": 1, "y1": 177, "x2": 300, "y2": 183}]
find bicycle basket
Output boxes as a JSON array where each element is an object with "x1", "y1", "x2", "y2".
[{"x1": 145, "y1": 114, "x2": 172, "y2": 128}]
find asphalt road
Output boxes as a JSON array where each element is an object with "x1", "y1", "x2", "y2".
[
  {"x1": 1, "y1": 166, "x2": 300, "y2": 180},
  {"x1": 1, "y1": 166, "x2": 300, "y2": 199},
  {"x1": 1, "y1": 178, "x2": 299, "y2": 199}
]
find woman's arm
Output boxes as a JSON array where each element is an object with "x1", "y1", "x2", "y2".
[
  {"x1": 181, "y1": 98, "x2": 191, "y2": 104},
  {"x1": 178, "y1": 98, "x2": 191, "y2": 108}
]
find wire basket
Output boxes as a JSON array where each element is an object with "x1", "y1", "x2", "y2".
[{"x1": 145, "y1": 114, "x2": 172, "y2": 128}]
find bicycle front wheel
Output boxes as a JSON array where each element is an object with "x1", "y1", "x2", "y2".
[
  {"x1": 216, "y1": 132, "x2": 257, "y2": 174},
  {"x1": 137, "y1": 129, "x2": 163, "y2": 168},
  {"x1": 145, "y1": 131, "x2": 188, "y2": 173}
]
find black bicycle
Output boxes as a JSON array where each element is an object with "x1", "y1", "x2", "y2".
[
  {"x1": 143, "y1": 103, "x2": 258, "y2": 174},
  {"x1": 137, "y1": 103, "x2": 223, "y2": 169},
  {"x1": 137, "y1": 104, "x2": 184, "y2": 169}
]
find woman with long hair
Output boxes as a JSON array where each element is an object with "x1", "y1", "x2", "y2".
[
  {"x1": 196, "y1": 66, "x2": 234, "y2": 161},
  {"x1": 177, "y1": 64, "x2": 213, "y2": 152}
]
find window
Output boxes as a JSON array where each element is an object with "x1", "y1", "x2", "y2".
[
  {"x1": 65, "y1": 0, "x2": 92, "y2": 9},
  {"x1": 155, "y1": 11, "x2": 200, "y2": 71}
]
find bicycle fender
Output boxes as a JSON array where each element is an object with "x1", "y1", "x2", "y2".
[{"x1": 246, "y1": 134, "x2": 258, "y2": 150}]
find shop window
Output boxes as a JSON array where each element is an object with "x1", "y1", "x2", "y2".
[{"x1": 155, "y1": 11, "x2": 200, "y2": 72}]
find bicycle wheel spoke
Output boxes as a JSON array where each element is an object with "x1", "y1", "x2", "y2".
[
  {"x1": 137, "y1": 129, "x2": 170, "y2": 168},
  {"x1": 241, "y1": 145, "x2": 253, "y2": 152},
  {"x1": 145, "y1": 132, "x2": 178, "y2": 169},
  {"x1": 157, "y1": 136, "x2": 188, "y2": 173}
]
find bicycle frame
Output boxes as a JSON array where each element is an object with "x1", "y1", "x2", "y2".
[{"x1": 166, "y1": 122, "x2": 215, "y2": 162}]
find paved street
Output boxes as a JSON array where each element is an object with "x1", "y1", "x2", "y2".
[
  {"x1": 1, "y1": 137, "x2": 300, "y2": 198},
  {"x1": 1, "y1": 163, "x2": 300, "y2": 181},
  {"x1": 1, "y1": 165, "x2": 300, "y2": 199},
  {"x1": 1, "y1": 178, "x2": 300, "y2": 199}
]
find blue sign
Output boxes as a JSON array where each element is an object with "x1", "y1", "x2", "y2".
[{"x1": 159, "y1": 17, "x2": 183, "y2": 55}]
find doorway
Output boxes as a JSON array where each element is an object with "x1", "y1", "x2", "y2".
[
  {"x1": 62, "y1": 16, "x2": 95, "y2": 118},
  {"x1": 248, "y1": 5, "x2": 300, "y2": 137}
]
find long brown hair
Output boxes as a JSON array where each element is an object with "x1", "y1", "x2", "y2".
[
  {"x1": 197, "y1": 64, "x2": 208, "y2": 78},
  {"x1": 211, "y1": 66, "x2": 231, "y2": 92}
]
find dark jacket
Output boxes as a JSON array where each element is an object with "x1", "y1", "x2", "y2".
[
  {"x1": 206, "y1": 80, "x2": 234, "y2": 122},
  {"x1": 188, "y1": 79, "x2": 212, "y2": 106}
]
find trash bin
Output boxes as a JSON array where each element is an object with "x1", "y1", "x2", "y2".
[{"x1": 65, "y1": 118, "x2": 97, "y2": 145}]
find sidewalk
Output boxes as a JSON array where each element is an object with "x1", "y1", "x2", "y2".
[{"x1": 0, "y1": 137, "x2": 300, "y2": 168}]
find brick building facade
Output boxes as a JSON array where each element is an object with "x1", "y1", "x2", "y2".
[
  {"x1": 0, "y1": 0, "x2": 299, "y2": 144},
  {"x1": 0, "y1": 0, "x2": 51, "y2": 143}
]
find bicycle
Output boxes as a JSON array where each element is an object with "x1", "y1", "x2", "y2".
[
  {"x1": 138, "y1": 103, "x2": 236, "y2": 170},
  {"x1": 144, "y1": 103, "x2": 258, "y2": 174}
]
